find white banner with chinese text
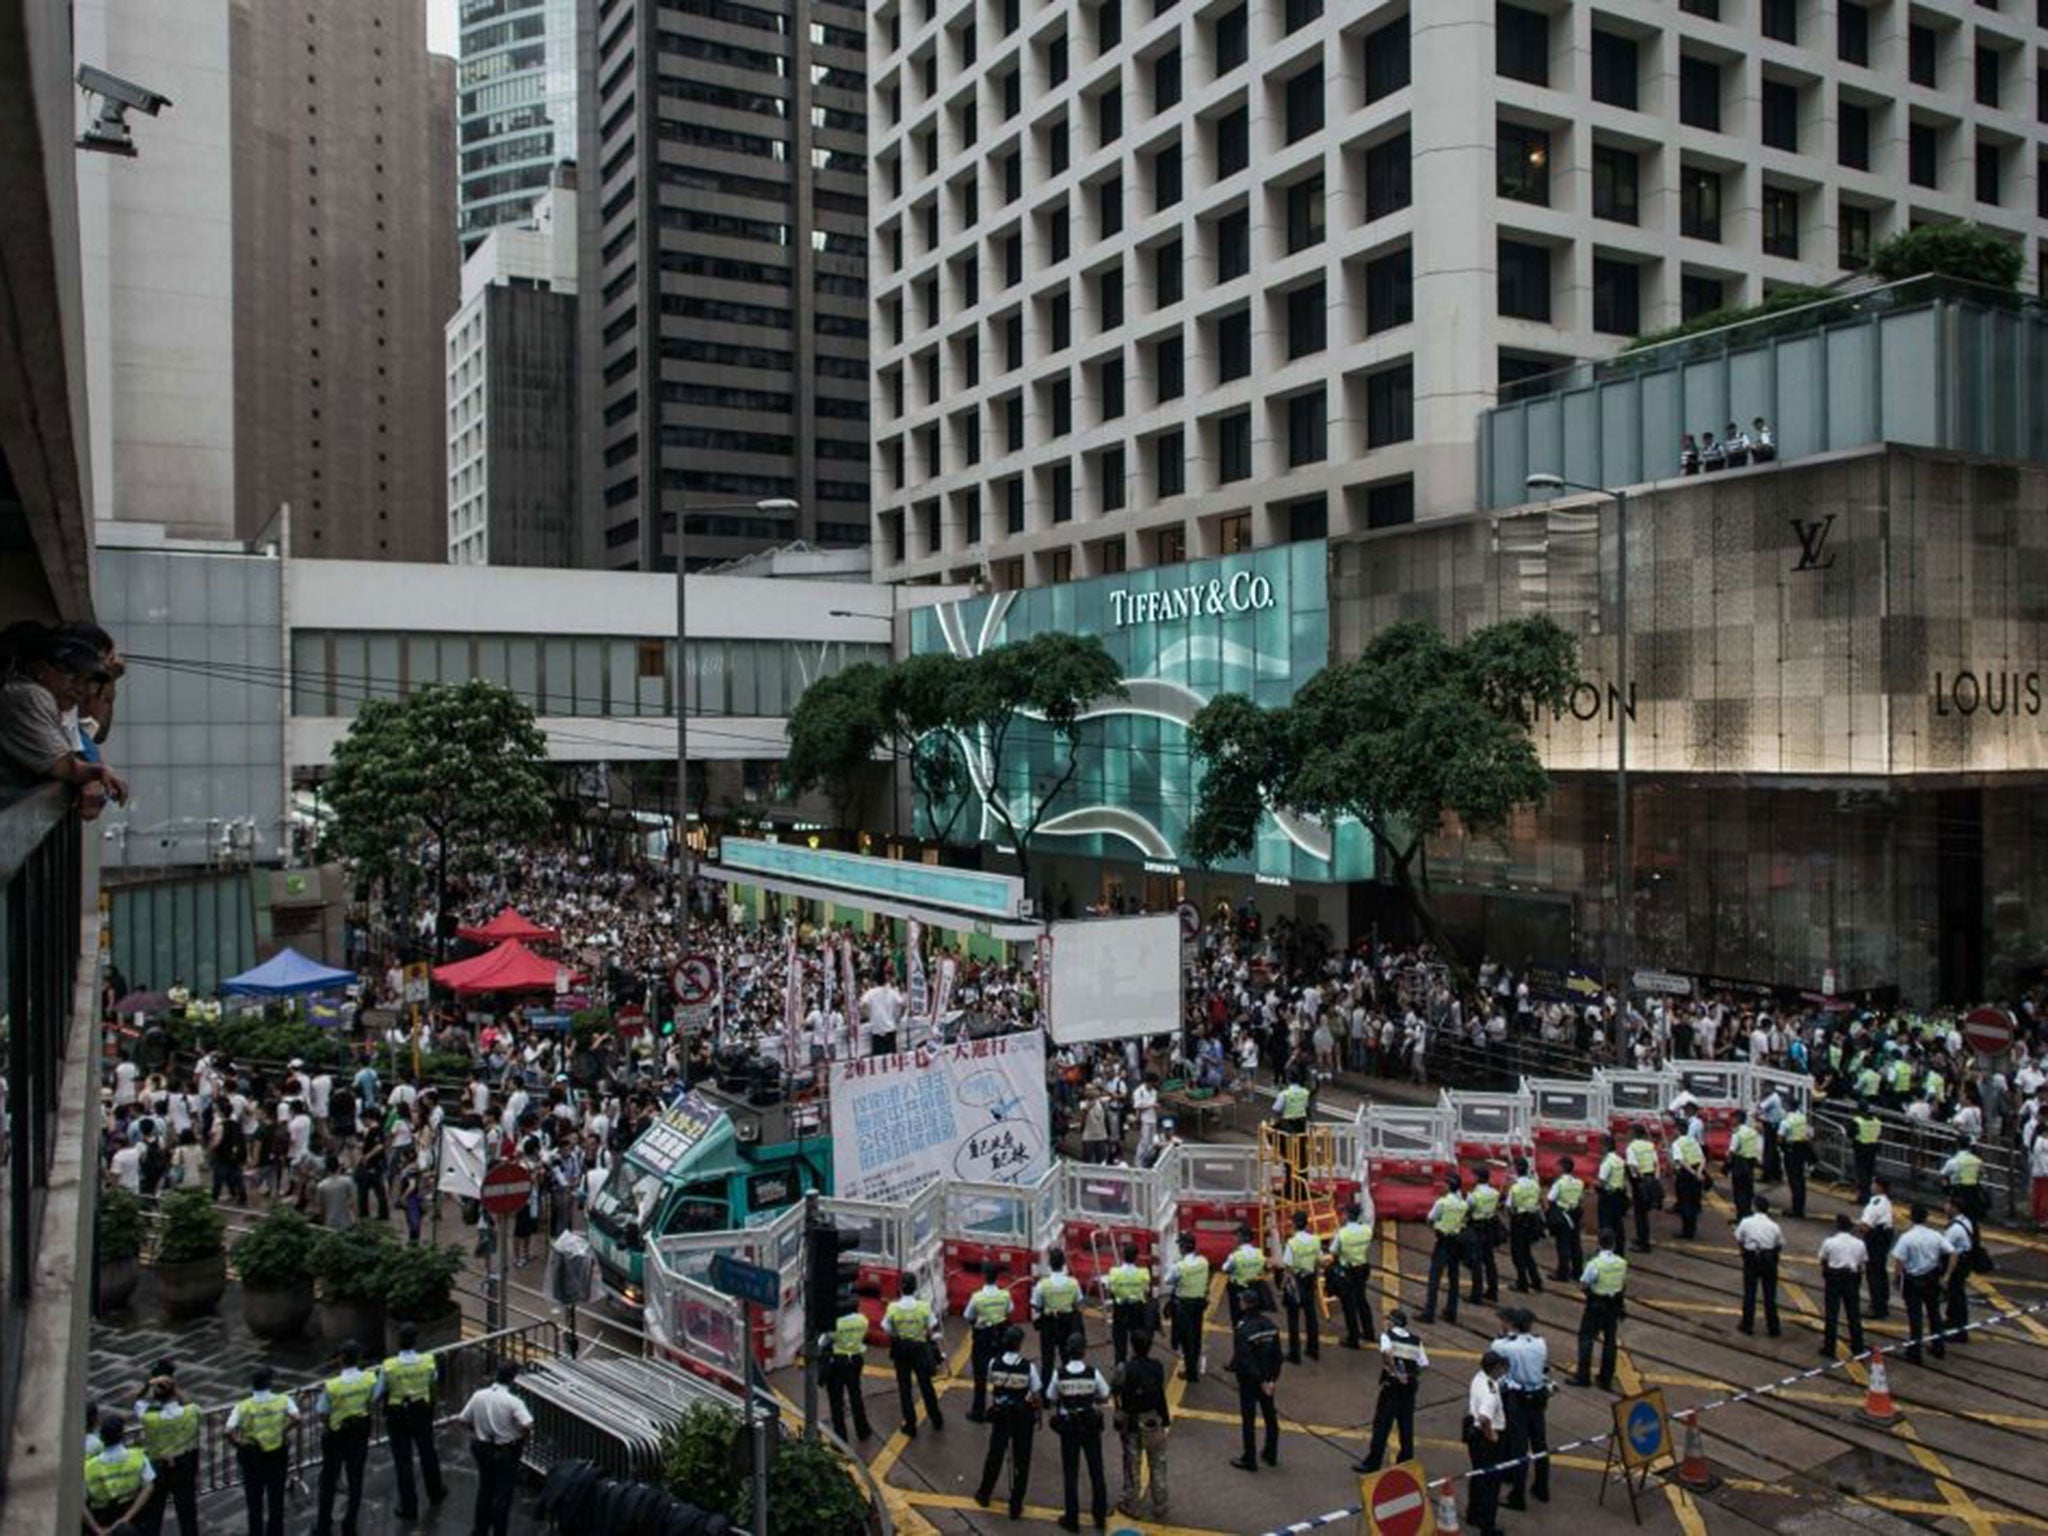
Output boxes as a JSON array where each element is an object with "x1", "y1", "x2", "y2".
[{"x1": 829, "y1": 1032, "x2": 1048, "y2": 1206}]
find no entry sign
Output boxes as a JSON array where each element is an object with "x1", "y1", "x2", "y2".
[
  {"x1": 1359, "y1": 1460, "x2": 1433, "y2": 1536},
  {"x1": 481, "y1": 1160, "x2": 534, "y2": 1217},
  {"x1": 1963, "y1": 1006, "x2": 2015, "y2": 1058}
]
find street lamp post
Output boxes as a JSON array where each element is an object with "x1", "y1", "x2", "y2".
[
  {"x1": 675, "y1": 498, "x2": 801, "y2": 881},
  {"x1": 1526, "y1": 472, "x2": 1632, "y2": 989}
]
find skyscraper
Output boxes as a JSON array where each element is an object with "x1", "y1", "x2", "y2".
[
  {"x1": 457, "y1": 0, "x2": 582, "y2": 251},
  {"x1": 578, "y1": 0, "x2": 874, "y2": 571}
]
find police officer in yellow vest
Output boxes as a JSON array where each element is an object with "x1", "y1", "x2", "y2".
[
  {"x1": 1166, "y1": 1231, "x2": 1210, "y2": 1382},
  {"x1": 1505, "y1": 1157, "x2": 1546, "y2": 1294},
  {"x1": 1271, "y1": 1072, "x2": 1311, "y2": 1137},
  {"x1": 965, "y1": 1259, "x2": 1016, "y2": 1420},
  {"x1": 1570, "y1": 1232, "x2": 1629, "y2": 1390},
  {"x1": 380, "y1": 1322, "x2": 448, "y2": 1520},
  {"x1": 1103, "y1": 1241, "x2": 1154, "y2": 1367},
  {"x1": 1727, "y1": 1112, "x2": 1765, "y2": 1218},
  {"x1": 1547, "y1": 1157, "x2": 1586, "y2": 1281},
  {"x1": 226, "y1": 1364, "x2": 301, "y2": 1536},
  {"x1": 1465, "y1": 1167, "x2": 1504, "y2": 1304},
  {"x1": 1222, "y1": 1221, "x2": 1270, "y2": 1327},
  {"x1": 1595, "y1": 1136, "x2": 1632, "y2": 1259},
  {"x1": 1329, "y1": 1201, "x2": 1376, "y2": 1346},
  {"x1": 313, "y1": 1340, "x2": 376, "y2": 1536},
  {"x1": 132, "y1": 1358, "x2": 199, "y2": 1536},
  {"x1": 83, "y1": 1412, "x2": 155, "y2": 1536},
  {"x1": 1280, "y1": 1208, "x2": 1326, "y2": 1363},
  {"x1": 1941, "y1": 1140, "x2": 1986, "y2": 1223},
  {"x1": 1779, "y1": 1106, "x2": 1813, "y2": 1218},
  {"x1": 822, "y1": 1302, "x2": 874, "y2": 1442},
  {"x1": 1419, "y1": 1173, "x2": 1468, "y2": 1325},
  {"x1": 1851, "y1": 1102, "x2": 1884, "y2": 1200},
  {"x1": 882, "y1": 1269, "x2": 946, "y2": 1437},
  {"x1": 1032, "y1": 1247, "x2": 1087, "y2": 1383},
  {"x1": 1624, "y1": 1123, "x2": 1661, "y2": 1253},
  {"x1": 1669, "y1": 1123, "x2": 1707, "y2": 1239}
]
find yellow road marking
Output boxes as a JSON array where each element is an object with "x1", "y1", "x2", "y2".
[
  {"x1": 901, "y1": 1488, "x2": 1240, "y2": 1536},
  {"x1": 1970, "y1": 1277, "x2": 2048, "y2": 1345}
]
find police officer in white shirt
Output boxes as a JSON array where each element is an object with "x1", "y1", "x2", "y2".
[
  {"x1": 1818, "y1": 1214, "x2": 1868, "y2": 1357},
  {"x1": 1464, "y1": 1351, "x2": 1510, "y2": 1536},
  {"x1": 1941, "y1": 1193, "x2": 1979, "y2": 1345},
  {"x1": 1859, "y1": 1177, "x2": 1894, "y2": 1319},
  {"x1": 1733, "y1": 1196, "x2": 1784, "y2": 1337},
  {"x1": 1889, "y1": 1204, "x2": 1948, "y2": 1362},
  {"x1": 457, "y1": 1362, "x2": 532, "y2": 1536}
]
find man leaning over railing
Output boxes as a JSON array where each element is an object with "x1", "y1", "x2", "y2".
[{"x1": 0, "y1": 622, "x2": 128, "y2": 818}]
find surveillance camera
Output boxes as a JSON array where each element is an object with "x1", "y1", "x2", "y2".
[{"x1": 77, "y1": 65, "x2": 173, "y2": 116}]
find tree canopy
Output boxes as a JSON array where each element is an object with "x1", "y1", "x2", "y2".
[
  {"x1": 324, "y1": 681, "x2": 554, "y2": 950},
  {"x1": 1187, "y1": 616, "x2": 1578, "y2": 959}
]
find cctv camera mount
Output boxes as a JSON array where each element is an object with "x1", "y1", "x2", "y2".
[{"x1": 75, "y1": 63, "x2": 173, "y2": 158}]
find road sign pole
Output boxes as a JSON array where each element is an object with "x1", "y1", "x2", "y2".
[
  {"x1": 747, "y1": 1298, "x2": 769, "y2": 1536},
  {"x1": 802, "y1": 1191, "x2": 820, "y2": 1442}
]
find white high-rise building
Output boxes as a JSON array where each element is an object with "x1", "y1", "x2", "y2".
[{"x1": 865, "y1": 0, "x2": 2048, "y2": 587}]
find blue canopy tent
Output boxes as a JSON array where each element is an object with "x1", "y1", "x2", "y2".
[{"x1": 222, "y1": 947, "x2": 356, "y2": 998}]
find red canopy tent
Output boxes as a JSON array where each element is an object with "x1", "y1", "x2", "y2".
[
  {"x1": 432, "y1": 940, "x2": 582, "y2": 996},
  {"x1": 455, "y1": 907, "x2": 560, "y2": 944}
]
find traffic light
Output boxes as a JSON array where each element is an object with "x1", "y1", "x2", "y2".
[{"x1": 803, "y1": 1219, "x2": 862, "y2": 1349}]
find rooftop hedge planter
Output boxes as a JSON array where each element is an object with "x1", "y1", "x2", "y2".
[
  {"x1": 155, "y1": 1188, "x2": 229, "y2": 1319},
  {"x1": 234, "y1": 1206, "x2": 318, "y2": 1341},
  {"x1": 96, "y1": 1184, "x2": 146, "y2": 1314}
]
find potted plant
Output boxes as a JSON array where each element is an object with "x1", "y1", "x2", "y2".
[
  {"x1": 379, "y1": 1243, "x2": 466, "y2": 1352},
  {"x1": 311, "y1": 1223, "x2": 394, "y2": 1349},
  {"x1": 96, "y1": 1184, "x2": 146, "y2": 1313},
  {"x1": 233, "y1": 1206, "x2": 319, "y2": 1340},
  {"x1": 154, "y1": 1188, "x2": 229, "y2": 1318}
]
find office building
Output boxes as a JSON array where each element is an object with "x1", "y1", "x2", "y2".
[
  {"x1": 448, "y1": 172, "x2": 580, "y2": 566},
  {"x1": 457, "y1": 0, "x2": 582, "y2": 250},
  {"x1": 231, "y1": 0, "x2": 460, "y2": 560},
  {"x1": 866, "y1": 0, "x2": 2048, "y2": 586},
  {"x1": 579, "y1": 0, "x2": 875, "y2": 571}
]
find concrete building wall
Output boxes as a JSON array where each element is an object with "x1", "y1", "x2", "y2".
[
  {"x1": 230, "y1": 0, "x2": 459, "y2": 561},
  {"x1": 74, "y1": 0, "x2": 236, "y2": 542}
]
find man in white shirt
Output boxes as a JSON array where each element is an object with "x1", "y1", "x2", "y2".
[
  {"x1": 1818, "y1": 1213, "x2": 1868, "y2": 1357},
  {"x1": 458, "y1": 1363, "x2": 533, "y2": 1536},
  {"x1": 1890, "y1": 1204, "x2": 1948, "y2": 1363},
  {"x1": 112, "y1": 1058, "x2": 140, "y2": 1109},
  {"x1": 861, "y1": 977, "x2": 906, "y2": 1056},
  {"x1": 1464, "y1": 1351, "x2": 1510, "y2": 1536},
  {"x1": 109, "y1": 1137, "x2": 145, "y2": 1193},
  {"x1": 1941, "y1": 1194, "x2": 1978, "y2": 1345},
  {"x1": 1859, "y1": 1177, "x2": 1895, "y2": 1320},
  {"x1": 1733, "y1": 1196, "x2": 1784, "y2": 1338}
]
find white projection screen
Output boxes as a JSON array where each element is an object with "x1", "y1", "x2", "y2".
[{"x1": 1045, "y1": 913, "x2": 1183, "y2": 1045}]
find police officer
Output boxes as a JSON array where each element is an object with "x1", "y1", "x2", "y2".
[
  {"x1": 1167, "y1": 1231, "x2": 1210, "y2": 1382},
  {"x1": 1942, "y1": 1139, "x2": 1986, "y2": 1224},
  {"x1": 226, "y1": 1365, "x2": 300, "y2": 1536},
  {"x1": 1330, "y1": 1201, "x2": 1376, "y2": 1345},
  {"x1": 1227, "y1": 1289, "x2": 1284, "y2": 1472},
  {"x1": 882, "y1": 1269, "x2": 946, "y2": 1437},
  {"x1": 1571, "y1": 1232, "x2": 1628, "y2": 1390},
  {"x1": 1419, "y1": 1173, "x2": 1468, "y2": 1324},
  {"x1": 1779, "y1": 1103, "x2": 1814, "y2": 1218},
  {"x1": 1727, "y1": 1111, "x2": 1765, "y2": 1217},
  {"x1": 1465, "y1": 1166, "x2": 1504, "y2": 1304},
  {"x1": 381, "y1": 1322, "x2": 448, "y2": 1520},
  {"x1": 1547, "y1": 1156, "x2": 1586, "y2": 1281},
  {"x1": 1624, "y1": 1122, "x2": 1661, "y2": 1253},
  {"x1": 313, "y1": 1339, "x2": 375, "y2": 1536},
  {"x1": 1819, "y1": 1213, "x2": 1869, "y2": 1358},
  {"x1": 84, "y1": 1412, "x2": 155, "y2": 1536},
  {"x1": 1103, "y1": 1242, "x2": 1153, "y2": 1367},
  {"x1": 1352, "y1": 1310, "x2": 1427, "y2": 1473},
  {"x1": 964, "y1": 1259, "x2": 1016, "y2": 1421},
  {"x1": 972, "y1": 1325, "x2": 1039, "y2": 1519},
  {"x1": 1281, "y1": 1208, "x2": 1325, "y2": 1363},
  {"x1": 1033, "y1": 1247, "x2": 1086, "y2": 1383},
  {"x1": 1942, "y1": 1192, "x2": 1980, "y2": 1344},
  {"x1": 1222, "y1": 1220, "x2": 1270, "y2": 1326},
  {"x1": 1506, "y1": 1158, "x2": 1545, "y2": 1294},
  {"x1": 1271, "y1": 1069, "x2": 1312, "y2": 1136},
  {"x1": 133, "y1": 1358, "x2": 199, "y2": 1536},
  {"x1": 1890, "y1": 1203, "x2": 1947, "y2": 1363},
  {"x1": 1112, "y1": 1329, "x2": 1171, "y2": 1523},
  {"x1": 1860, "y1": 1176, "x2": 1895, "y2": 1320},
  {"x1": 1756, "y1": 1083, "x2": 1786, "y2": 1182},
  {"x1": 1595, "y1": 1136, "x2": 1632, "y2": 1258},
  {"x1": 1670, "y1": 1120, "x2": 1706, "y2": 1240},
  {"x1": 1851, "y1": 1101, "x2": 1884, "y2": 1201},
  {"x1": 1493, "y1": 1308, "x2": 1551, "y2": 1508},
  {"x1": 1048, "y1": 1335, "x2": 1111, "y2": 1532},
  {"x1": 1733, "y1": 1195, "x2": 1784, "y2": 1338},
  {"x1": 822, "y1": 1298, "x2": 874, "y2": 1442}
]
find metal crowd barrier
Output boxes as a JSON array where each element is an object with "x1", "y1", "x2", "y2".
[
  {"x1": 516, "y1": 1351, "x2": 740, "y2": 1480},
  {"x1": 1811, "y1": 1100, "x2": 2022, "y2": 1218}
]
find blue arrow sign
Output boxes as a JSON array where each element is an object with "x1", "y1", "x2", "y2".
[
  {"x1": 1626, "y1": 1400, "x2": 1663, "y2": 1459},
  {"x1": 708, "y1": 1252, "x2": 781, "y2": 1310}
]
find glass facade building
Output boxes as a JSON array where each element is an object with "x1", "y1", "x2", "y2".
[{"x1": 458, "y1": 0, "x2": 579, "y2": 250}]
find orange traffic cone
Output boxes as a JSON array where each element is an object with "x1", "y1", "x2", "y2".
[
  {"x1": 1857, "y1": 1347, "x2": 1902, "y2": 1427},
  {"x1": 1431, "y1": 1478, "x2": 1464, "y2": 1536},
  {"x1": 1673, "y1": 1408, "x2": 1716, "y2": 1491}
]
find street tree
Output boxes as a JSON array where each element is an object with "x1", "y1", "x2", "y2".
[
  {"x1": 782, "y1": 654, "x2": 975, "y2": 841},
  {"x1": 1187, "y1": 617, "x2": 1577, "y2": 965},
  {"x1": 324, "y1": 681, "x2": 554, "y2": 955}
]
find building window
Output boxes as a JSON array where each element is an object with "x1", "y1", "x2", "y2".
[
  {"x1": 1910, "y1": 122, "x2": 1938, "y2": 188},
  {"x1": 1153, "y1": 524, "x2": 1186, "y2": 563},
  {"x1": 1680, "y1": 55, "x2": 1721, "y2": 131},
  {"x1": 1213, "y1": 4, "x2": 1248, "y2": 75},
  {"x1": 1287, "y1": 388, "x2": 1327, "y2": 466},
  {"x1": 1365, "y1": 247, "x2": 1413, "y2": 333},
  {"x1": 1155, "y1": 429, "x2": 1185, "y2": 495},
  {"x1": 1592, "y1": 257, "x2": 1639, "y2": 335},
  {"x1": 1155, "y1": 238, "x2": 1184, "y2": 304},
  {"x1": 1760, "y1": 0, "x2": 1796, "y2": 44},
  {"x1": 1004, "y1": 312, "x2": 1025, "y2": 369},
  {"x1": 1909, "y1": 23, "x2": 1938, "y2": 87},
  {"x1": 1365, "y1": 477, "x2": 1415, "y2": 529},
  {"x1": 1976, "y1": 141, "x2": 2002, "y2": 205},
  {"x1": 1051, "y1": 289, "x2": 1071, "y2": 350},
  {"x1": 1838, "y1": 3, "x2": 1869, "y2": 66},
  {"x1": 1217, "y1": 512, "x2": 1252, "y2": 554},
  {"x1": 1762, "y1": 185, "x2": 1799, "y2": 257},
  {"x1": 1216, "y1": 106, "x2": 1249, "y2": 177},
  {"x1": 1285, "y1": 174, "x2": 1325, "y2": 252},
  {"x1": 1592, "y1": 144, "x2": 1639, "y2": 223},
  {"x1": 1051, "y1": 462, "x2": 1073, "y2": 522},
  {"x1": 1761, "y1": 78, "x2": 1798, "y2": 152},
  {"x1": 1364, "y1": 14, "x2": 1410, "y2": 103},
  {"x1": 1051, "y1": 376, "x2": 1073, "y2": 436},
  {"x1": 1286, "y1": 281, "x2": 1326, "y2": 358},
  {"x1": 1048, "y1": 548, "x2": 1072, "y2": 583},
  {"x1": 1681, "y1": 165, "x2": 1722, "y2": 241},
  {"x1": 1154, "y1": 47, "x2": 1182, "y2": 110},
  {"x1": 1099, "y1": 264, "x2": 1124, "y2": 329},
  {"x1": 1156, "y1": 332, "x2": 1185, "y2": 400},
  {"x1": 1680, "y1": 273, "x2": 1725, "y2": 320},
  {"x1": 1005, "y1": 394, "x2": 1025, "y2": 450},
  {"x1": 1497, "y1": 121, "x2": 1550, "y2": 205},
  {"x1": 1097, "y1": 88, "x2": 1122, "y2": 144},
  {"x1": 1004, "y1": 476, "x2": 1025, "y2": 532},
  {"x1": 1590, "y1": 30, "x2": 1637, "y2": 110},
  {"x1": 1049, "y1": 33, "x2": 1069, "y2": 86},
  {"x1": 1977, "y1": 46, "x2": 2002, "y2": 109},
  {"x1": 1094, "y1": 0, "x2": 1118, "y2": 52},
  {"x1": 1496, "y1": 3, "x2": 1549, "y2": 87},
  {"x1": 1097, "y1": 533, "x2": 1127, "y2": 571},
  {"x1": 1497, "y1": 239, "x2": 1551, "y2": 321},
  {"x1": 1101, "y1": 356, "x2": 1126, "y2": 419},
  {"x1": 1839, "y1": 99, "x2": 1870, "y2": 171},
  {"x1": 1099, "y1": 176, "x2": 1124, "y2": 237},
  {"x1": 1217, "y1": 307, "x2": 1252, "y2": 379},
  {"x1": 1217, "y1": 209, "x2": 1250, "y2": 280},
  {"x1": 1284, "y1": 64, "x2": 1324, "y2": 143},
  {"x1": 1154, "y1": 142, "x2": 1182, "y2": 209},
  {"x1": 1366, "y1": 362, "x2": 1414, "y2": 445},
  {"x1": 1049, "y1": 119, "x2": 1070, "y2": 174},
  {"x1": 1101, "y1": 445, "x2": 1126, "y2": 510},
  {"x1": 1283, "y1": 0, "x2": 1321, "y2": 36},
  {"x1": 1679, "y1": 0, "x2": 1718, "y2": 16},
  {"x1": 1839, "y1": 201, "x2": 1872, "y2": 270},
  {"x1": 1365, "y1": 134, "x2": 1412, "y2": 219},
  {"x1": 1218, "y1": 412, "x2": 1252, "y2": 483}
]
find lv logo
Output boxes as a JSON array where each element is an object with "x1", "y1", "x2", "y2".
[{"x1": 1790, "y1": 514, "x2": 1837, "y2": 572}]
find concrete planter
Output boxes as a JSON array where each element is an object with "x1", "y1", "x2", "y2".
[
  {"x1": 157, "y1": 1254, "x2": 229, "y2": 1319},
  {"x1": 97, "y1": 1255, "x2": 141, "y2": 1313},
  {"x1": 319, "y1": 1296, "x2": 387, "y2": 1352},
  {"x1": 242, "y1": 1280, "x2": 316, "y2": 1342},
  {"x1": 386, "y1": 1306, "x2": 462, "y2": 1355}
]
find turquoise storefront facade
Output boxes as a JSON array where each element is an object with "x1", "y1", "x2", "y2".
[{"x1": 908, "y1": 541, "x2": 1371, "y2": 884}]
